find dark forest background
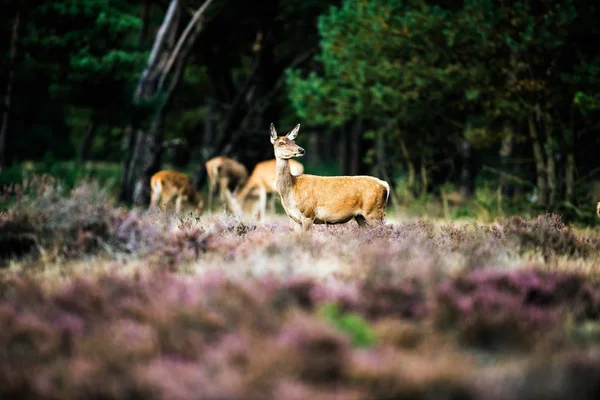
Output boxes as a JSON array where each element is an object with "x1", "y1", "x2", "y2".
[{"x1": 1, "y1": 0, "x2": 599, "y2": 223}]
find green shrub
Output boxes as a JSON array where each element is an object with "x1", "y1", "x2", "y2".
[{"x1": 320, "y1": 302, "x2": 376, "y2": 347}]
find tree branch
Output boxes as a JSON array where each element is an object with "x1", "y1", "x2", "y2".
[
  {"x1": 135, "y1": 0, "x2": 180, "y2": 101},
  {"x1": 156, "y1": 0, "x2": 215, "y2": 93}
]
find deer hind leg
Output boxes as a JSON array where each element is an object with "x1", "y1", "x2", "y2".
[
  {"x1": 364, "y1": 208, "x2": 386, "y2": 227},
  {"x1": 207, "y1": 177, "x2": 216, "y2": 212},
  {"x1": 218, "y1": 177, "x2": 231, "y2": 206},
  {"x1": 150, "y1": 189, "x2": 161, "y2": 211},
  {"x1": 160, "y1": 192, "x2": 175, "y2": 213},
  {"x1": 175, "y1": 194, "x2": 184, "y2": 214},
  {"x1": 150, "y1": 179, "x2": 163, "y2": 211},
  {"x1": 354, "y1": 215, "x2": 369, "y2": 228}
]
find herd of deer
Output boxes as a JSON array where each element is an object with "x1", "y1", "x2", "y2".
[{"x1": 149, "y1": 123, "x2": 390, "y2": 232}]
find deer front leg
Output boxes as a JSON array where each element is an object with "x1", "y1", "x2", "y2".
[
  {"x1": 175, "y1": 195, "x2": 183, "y2": 214},
  {"x1": 301, "y1": 216, "x2": 314, "y2": 233},
  {"x1": 258, "y1": 186, "x2": 267, "y2": 222},
  {"x1": 150, "y1": 189, "x2": 161, "y2": 212},
  {"x1": 288, "y1": 218, "x2": 302, "y2": 233},
  {"x1": 268, "y1": 193, "x2": 276, "y2": 214}
]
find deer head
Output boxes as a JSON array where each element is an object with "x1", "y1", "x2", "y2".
[{"x1": 270, "y1": 123, "x2": 305, "y2": 159}]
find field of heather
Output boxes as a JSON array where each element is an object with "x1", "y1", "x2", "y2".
[{"x1": 2, "y1": 178, "x2": 600, "y2": 400}]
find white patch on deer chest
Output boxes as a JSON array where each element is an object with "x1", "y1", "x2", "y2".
[{"x1": 281, "y1": 195, "x2": 303, "y2": 223}]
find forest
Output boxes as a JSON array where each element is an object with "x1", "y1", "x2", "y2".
[
  {"x1": 1, "y1": 0, "x2": 599, "y2": 221},
  {"x1": 1, "y1": 1, "x2": 600, "y2": 399}
]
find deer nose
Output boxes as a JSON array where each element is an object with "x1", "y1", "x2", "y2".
[{"x1": 298, "y1": 147, "x2": 305, "y2": 155}]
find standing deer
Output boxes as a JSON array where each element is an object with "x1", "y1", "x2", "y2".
[
  {"x1": 205, "y1": 156, "x2": 248, "y2": 212},
  {"x1": 149, "y1": 170, "x2": 204, "y2": 215},
  {"x1": 270, "y1": 123, "x2": 389, "y2": 233},
  {"x1": 233, "y1": 158, "x2": 304, "y2": 221}
]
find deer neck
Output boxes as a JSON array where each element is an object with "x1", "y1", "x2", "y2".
[{"x1": 275, "y1": 157, "x2": 294, "y2": 198}]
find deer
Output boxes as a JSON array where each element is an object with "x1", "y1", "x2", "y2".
[
  {"x1": 149, "y1": 170, "x2": 204, "y2": 215},
  {"x1": 205, "y1": 156, "x2": 248, "y2": 212},
  {"x1": 270, "y1": 123, "x2": 389, "y2": 233},
  {"x1": 232, "y1": 158, "x2": 304, "y2": 221},
  {"x1": 597, "y1": 202, "x2": 600, "y2": 219}
]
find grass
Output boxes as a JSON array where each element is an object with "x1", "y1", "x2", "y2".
[{"x1": 1, "y1": 177, "x2": 600, "y2": 399}]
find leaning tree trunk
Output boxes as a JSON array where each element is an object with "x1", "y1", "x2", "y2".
[
  {"x1": 528, "y1": 116, "x2": 547, "y2": 207},
  {"x1": 0, "y1": 11, "x2": 20, "y2": 172},
  {"x1": 120, "y1": 0, "x2": 214, "y2": 205},
  {"x1": 119, "y1": 0, "x2": 155, "y2": 202}
]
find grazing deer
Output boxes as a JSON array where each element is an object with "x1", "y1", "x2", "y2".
[
  {"x1": 270, "y1": 123, "x2": 389, "y2": 233},
  {"x1": 205, "y1": 156, "x2": 248, "y2": 211},
  {"x1": 233, "y1": 158, "x2": 304, "y2": 221},
  {"x1": 149, "y1": 170, "x2": 204, "y2": 215}
]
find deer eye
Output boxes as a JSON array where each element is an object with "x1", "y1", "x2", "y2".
[{"x1": 278, "y1": 142, "x2": 284, "y2": 146}]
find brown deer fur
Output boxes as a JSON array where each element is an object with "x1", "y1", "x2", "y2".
[
  {"x1": 150, "y1": 170, "x2": 204, "y2": 214},
  {"x1": 270, "y1": 123, "x2": 389, "y2": 232},
  {"x1": 205, "y1": 156, "x2": 248, "y2": 211},
  {"x1": 597, "y1": 202, "x2": 600, "y2": 219}
]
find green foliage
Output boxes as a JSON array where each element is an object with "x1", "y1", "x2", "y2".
[
  {"x1": 320, "y1": 302, "x2": 376, "y2": 347},
  {"x1": 574, "y1": 92, "x2": 600, "y2": 115},
  {"x1": 0, "y1": 161, "x2": 121, "y2": 199}
]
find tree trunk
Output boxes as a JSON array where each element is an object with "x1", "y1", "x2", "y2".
[
  {"x1": 349, "y1": 120, "x2": 361, "y2": 175},
  {"x1": 459, "y1": 129, "x2": 473, "y2": 198},
  {"x1": 309, "y1": 130, "x2": 319, "y2": 170},
  {"x1": 338, "y1": 125, "x2": 348, "y2": 175},
  {"x1": 122, "y1": 0, "x2": 181, "y2": 204},
  {"x1": 528, "y1": 116, "x2": 547, "y2": 207},
  {"x1": 77, "y1": 120, "x2": 96, "y2": 162},
  {"x1": 119, "y1": 0, "x2": 157, "y2": 203},
  {"x1": 126, "y1": 129, "x2": 144, "y2": 200},
  {"x1": 399, "y1": 137, "x2": 415, "y2": 193},
  {"x1": 122, "y1": 0, "x2": 213, "y2": 205},
  {"x1": 119, "y1": 125, "x2": 135, "y2": 202},
  {"x1": 191, "y1": 100, "x2": 214, "y2": 190},
  {"x1": 420, "y1": 154, "x2": 428, "y2": 197},
  {"x1": 545, "y1": 131, "x2": 556, "y2": 207},
  {"x1": 0, "y1": 11, "x2": 20, "y2": 172},
  {"x1": 133, "y1": 113, "x2": 165, "y2": 205},
  {"x1": 139, "y1": 0, "x2": 150, "y2": 44},
  {"x1": 565, "y1": 152, "x2": 575, "y2": 204},
  {"x1": 499, "y1": 125, "x2": 513, "y2": 197},
  {"x1": 375, "y1": 127, "x2": 385, "y2": 177},
  {"x1": 376, "y1": 129, "x2": 400, "y2": 210}
]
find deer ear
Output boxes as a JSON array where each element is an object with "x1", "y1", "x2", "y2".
[
  {"x1": 270, "y1": 123, "x2": 277, "y2": 144},
  {"x1": 286, "y1": 124, "x2": 300, "y2": 140}
]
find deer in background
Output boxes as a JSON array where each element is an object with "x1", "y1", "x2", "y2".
[
  {"x1": 149, "y1": 170, "x2": 204, "y2": 215},
  {"x1": 597, "y1": 202, "x2": 600, "y2": 219},
  {"x1": 270, "y1": 123, "x2": 389, "y2": 233},
  {"x1": 232, "y1": 158, "x2": 304, "y2": 221},
  {"x1": 205, "y1": 156, "x2": 248, "y2": 212}
]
